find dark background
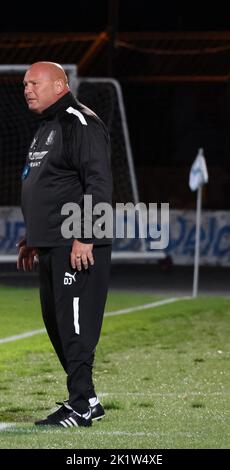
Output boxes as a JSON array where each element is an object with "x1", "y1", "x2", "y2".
[
  {"x1": 1, "y1": 2, "x2": 230, "y2": 32},
  {"x1": 1, "y1": 1, "x2": 230, "y2": 209}
]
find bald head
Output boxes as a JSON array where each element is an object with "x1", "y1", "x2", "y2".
[{"x1": 23, "y1": 61, "x2": 69, "y2": 113}]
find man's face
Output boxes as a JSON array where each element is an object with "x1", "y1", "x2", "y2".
[{"x1": 23, "y1": 67, "x2": 58, "y2": 114}]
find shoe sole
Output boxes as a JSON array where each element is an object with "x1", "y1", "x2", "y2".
[{"x1": 92, "y1": 414, "x2": 105, "y2": 421}]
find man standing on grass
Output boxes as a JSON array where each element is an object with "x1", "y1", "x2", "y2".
[{"x1": 17, "y1": 62, "x2": 112, "y2": 428}]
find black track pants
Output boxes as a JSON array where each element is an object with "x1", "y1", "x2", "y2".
[{"x1": 38, "y1": 244, "x2": 111, "y2": 414}]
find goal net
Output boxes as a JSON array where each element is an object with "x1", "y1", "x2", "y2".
[
  {"x1": 0, "y1": 65, "x2": 77, "y2": 207},
  {"x1": 0, "y1": 65, "x2": 165, "y2": 262}
]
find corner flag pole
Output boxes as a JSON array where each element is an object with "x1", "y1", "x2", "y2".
[
  {"x1": 189, "y1": 148, "x2": 208, "y2": 298},
  {"x1": 193, "y1": 185, "x2": 202, "y2": 298}
]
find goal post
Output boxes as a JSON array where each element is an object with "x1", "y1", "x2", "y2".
[
  {"x1": 0, "y1": 64, "x2": 78, "y2": 95},
  {"x1": 78, "y1": 78, "x2": 140, "y2": 206},
  {"x1": 0, "y1": 64, "x2": 166, "y2": 263}
]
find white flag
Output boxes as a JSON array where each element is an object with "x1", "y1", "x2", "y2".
[{"x1": 189, "y1": 148, "x2": 208, "y2": 192}]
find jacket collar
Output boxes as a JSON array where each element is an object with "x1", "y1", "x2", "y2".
[{"x1": 41, "y1": 92, "x2": 77, "y2": 120}]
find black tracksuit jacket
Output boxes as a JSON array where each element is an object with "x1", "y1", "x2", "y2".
[{"x1": 21, "y1": 92, "x2": 112, "y2": 247}]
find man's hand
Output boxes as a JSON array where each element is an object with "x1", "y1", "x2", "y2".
[
  {"x1": 16, "y1": 239, "x2": 38, "y2": 272},
  {"x1": 71, "y1": 240, "x2": 94, "y2": 271}
]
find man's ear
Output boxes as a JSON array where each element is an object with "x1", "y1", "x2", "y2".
[{"x1": 55, "y1": 79, "x2": 65, "y2": 94}]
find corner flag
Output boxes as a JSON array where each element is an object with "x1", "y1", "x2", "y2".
[
  {"x1": 189, "y1": 148, "x2": 209, "y2": 298},
  {"x1": 189, "y1": 148, "x2": 208, "y2": 192}
]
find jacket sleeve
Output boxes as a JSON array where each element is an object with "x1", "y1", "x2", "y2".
[{"x1": 72, "y1": 117, "x2": 113, "y2": 243}]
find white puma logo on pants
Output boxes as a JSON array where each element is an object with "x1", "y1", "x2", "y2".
[{"x1": 64, "y1": 272, "x2": 77, "y2": 285}]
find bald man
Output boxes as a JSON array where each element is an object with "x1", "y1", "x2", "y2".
[
  {"x1": 17, "y1": 62, "x2": 112, "y2": 428},
  {"x1": 24, "y1": 61, "x2": 69, "y2": 114}
]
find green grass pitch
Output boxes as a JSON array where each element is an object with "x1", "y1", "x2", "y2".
[{"x1": 0, "y1": 285, "x2": 229, "y2": 449}]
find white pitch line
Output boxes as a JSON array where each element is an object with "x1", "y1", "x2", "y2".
[
  {"x1": 0, "y1": 328, "x2": 46, "y2": 344},
  {"x1": 98, "y1": 391, "x2": 224, "y2": 397},
  {"x1": 0, "y1": 423, "x2": 15, "y2": 430},
  {"x1": 0, "y1": 422, "x2": 203, "y2": 437},
  {"x1": 0, "y1": 296, "x2": 190, "y2": 345},
  {"x1": 104, "y1": 296, "x2": 190, "y2": 317},
  {"x1": 0, "y1": 425, "x2": 216, "y2": 439},
  {"x1": 0, "y1": 424, "x2": 151, "y2": 436}
]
